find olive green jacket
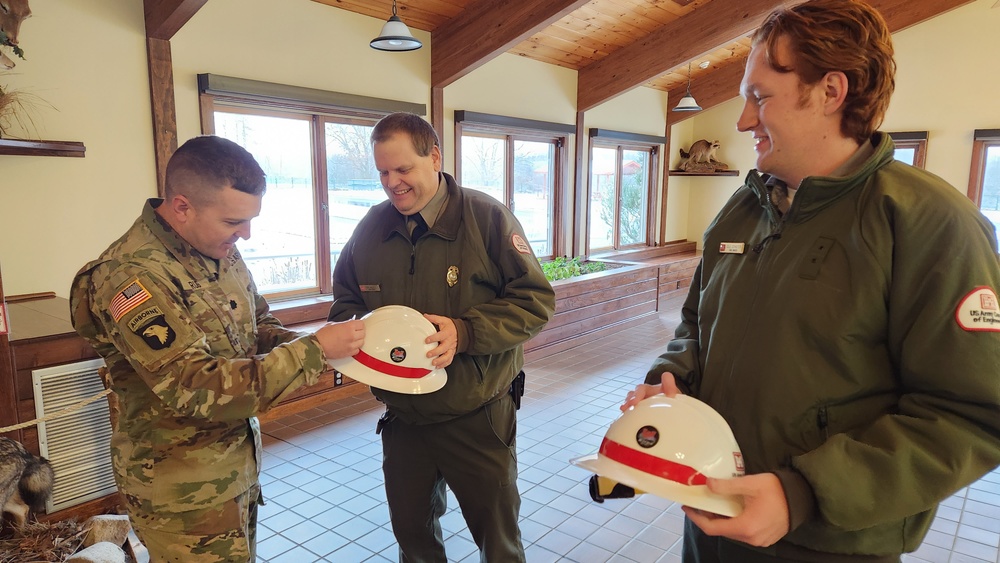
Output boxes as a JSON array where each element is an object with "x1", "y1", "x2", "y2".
[
  {"x1": 329, "y1": 173, "x2": 555, "y2": 424},
  {"x1": 647, "y1": 134, "x2": 1000, "y2": 557},
  {"x1": 70, "y1": 200, "x2": 328, "y2": 512}
]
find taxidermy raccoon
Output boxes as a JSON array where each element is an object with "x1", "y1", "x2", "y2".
[
  {"x1": 0, "y1": 437, "x2": 55, "y2": 527},
  {"x1": 679, "y1": 139, "x2": 721, "y2": 164}
]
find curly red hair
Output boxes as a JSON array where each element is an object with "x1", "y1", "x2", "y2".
[{"x1": 753, "y1": 0, "x2": 896, "y2": 144}]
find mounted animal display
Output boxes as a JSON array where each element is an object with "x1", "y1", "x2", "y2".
[
  {"x1": 676, "y1": 139, "x2": 730, "y2": 173},
  {"x1": 0, "y1": 0, "x2": 30, "y2": 69}
]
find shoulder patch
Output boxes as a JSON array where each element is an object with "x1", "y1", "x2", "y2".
[
  {"x1": 126, "y1": 305, "x2": 165, "y2": 332},
  {"x1": 512, "y1": 233, "x2": 532, "y2": 255},
  {"x1": 109, "y1": 279, "x2": 152, "y2": 322},
  {"x1": 955, "y1": 286, "x2": 1000, "y2": 332},
  {"x1": 135, "y1": 315, "x2": 176, "y2": 350}
]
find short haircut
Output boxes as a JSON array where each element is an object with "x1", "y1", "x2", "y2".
[
  {"x1": 753, "y1": 0, "x2": 896, "y2": 144},
  {"x1": 164, "y1": 135, "x2": 266, "y2": 203},
  {"x1": 370, "y1": 112, "x2": 439, "y2": 157}
]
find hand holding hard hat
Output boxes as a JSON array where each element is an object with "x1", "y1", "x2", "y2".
[
  {"x1": 571, "y1": 393, "x2": 746, "y2": 517},
  {"x1": 327, "y1": 305, "x2": 448, "y2": 394}
]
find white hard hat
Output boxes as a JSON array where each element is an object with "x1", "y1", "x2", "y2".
[
  {"x1": 327, "y1": 305, "x2": 447, "y2": 394},
  {"x1": 571, "y1": 394, "x2": 746, "y2": 516}
]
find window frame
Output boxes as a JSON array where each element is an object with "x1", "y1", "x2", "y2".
[
  {"x1": 586, "y1": 128, "x2": 663, "y2": 256},
  {"x1": 198, "y1": 74, "x2": 424, "y2": 300},
  {"x1": 968, "y1": 129, "x2": 1000, "y2": 207},
  {"x1": 888, "y1": 131, "x2": 928, "y2": 169},
  {"x1": 454, "y1": 111, "x2": 571, "y2": 261}
]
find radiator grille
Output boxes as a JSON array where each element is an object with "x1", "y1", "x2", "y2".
[{"x1": 32, "y1": 358, "x2": 117, "y2": 512}]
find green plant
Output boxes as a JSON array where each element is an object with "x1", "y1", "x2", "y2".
[
  {"x1": 0, "y1": 30, "x2": 26, "y2": 60},
  {"x1": 542, "y1": 256, "x2": 609, "y2": 281}
]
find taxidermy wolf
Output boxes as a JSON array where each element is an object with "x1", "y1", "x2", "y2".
[{"x1": 0, "y1": 436, "x2": 54, "y2": 527}]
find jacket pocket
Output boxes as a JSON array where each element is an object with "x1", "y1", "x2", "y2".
[{"x1": 802, "y1": 393, "x2": 898, "y2": 451}]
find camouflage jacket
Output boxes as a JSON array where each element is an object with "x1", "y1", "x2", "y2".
[{"x1": 70, "y1": 199, "x2": 327, "y2": 512}]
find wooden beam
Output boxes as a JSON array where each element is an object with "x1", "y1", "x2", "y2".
[
  {"x1": 572, "y1": 111, "x2": 586, "y2": 257},
  {"x1": 431, "y1": 0, "x2": 590, "y2": 89},
  {"x1": 146, "y1": 37, "x2": 178, "y2": 196},
  {"x1": 578, "y1": 0, "x2": 793, "y2": 112},
  {"x1": 144, "y1": 0, "x2": 209, "y2": 40},
  {"x1": 431, "y1": 86, "x2": 444, "y2": 158},
  {"x1": 663, "y1": 0, "x2": 975, "y2": 124}
]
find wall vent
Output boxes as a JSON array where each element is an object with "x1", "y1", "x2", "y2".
[{"x1": 32, "y1": 358, "x2": 117, "y2": 512}]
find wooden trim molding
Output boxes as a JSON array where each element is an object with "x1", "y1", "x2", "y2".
[
  {"x1": 456, "y1": 110, "x2": 575, "y2": 135},
  {"x1": 589, "y1": 128, "x2": 666, "y2": 145},
  {"x1": 198, "y1": 74, "x2": 426, "y2": 116},
  {"x1": 0, "y1": 139, "x2": 85, "y2": 157},
  {"x1": 670, "y1": 170, "x2": 740, "y2": 177}
]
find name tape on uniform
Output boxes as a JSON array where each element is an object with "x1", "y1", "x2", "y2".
[{"x1": 719, "y1": 242, "x2": 745, "y2": 255}]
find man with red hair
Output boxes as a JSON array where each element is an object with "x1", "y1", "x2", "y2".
[{"x1": 624, "y1": 1, "x2": 1000, "y2": 561}]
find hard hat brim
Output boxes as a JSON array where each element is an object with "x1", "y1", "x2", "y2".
[
  {"x1": 570, "y1": 453, "x2": 743, "y2": 517},
  {"x1": 326, "y1": 305, "x2": 448, "y2": 394},
  {"x1": 327, "y1": 355, "x2": 447, "y2": 394}
]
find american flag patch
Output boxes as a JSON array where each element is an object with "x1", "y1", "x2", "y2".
[{"x1": 109, "y1": 279, "x2": 152, "y2": 322}]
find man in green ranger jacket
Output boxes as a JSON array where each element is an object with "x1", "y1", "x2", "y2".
[
  {"x1": 328, "y1": 113, "x2": 555, "y2": 562},
  {"x1": 70, "y1": 136, "x2": 365, "y2": 562},
  {"x1": 623, "y1": 1, "x2": 1000, "y2": 562}
]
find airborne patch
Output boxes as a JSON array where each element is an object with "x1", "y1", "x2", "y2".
[
  {"x1": 109, "y1": 279, "x2": 152, "y2": 321},
  {"x1": 135, "y1": 315, "x2": 176, "y2": 350},
  {"x1": 126, "y1": 306, "x2": 164, "y2": 332}
]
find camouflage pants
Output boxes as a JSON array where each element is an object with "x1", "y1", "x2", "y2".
[{"x1": 125, "y1": 484, "x2": 260, "y2": 563}]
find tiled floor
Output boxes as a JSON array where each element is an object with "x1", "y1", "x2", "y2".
[{"x1": 257, "y1": 295, "x2": 1000, "y2": 562}]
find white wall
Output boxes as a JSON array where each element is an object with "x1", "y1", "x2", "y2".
[
  {"x1": 445, "y1": 52, "x2": 578, "y2": 170},
  {"x1": 0, "y1": 0, "x2": 154, "y2": 297},
  {"x1": 884, "y1": 0, "x2": 1000, "y2": 188},
  {"x1": 1, "y1": 0, "x2": 995, "y2": 296},
  {"x1": 170, "y1": 0, "x2": 431, "y2": 146}
]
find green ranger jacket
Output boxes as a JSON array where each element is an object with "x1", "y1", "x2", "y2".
[
  {"x1": 647, "y1": 133, "x2": 1000, "y2": 558},
  {"x1": 328, "y1": 173, "x2": 555, "y2": 424},
  {"x1": 70, "y1": 200, "x2": 328, "y2": 512}
]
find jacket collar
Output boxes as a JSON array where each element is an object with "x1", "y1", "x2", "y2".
[
  {"x1": 746, "y1": 132, "x2": 896, "y2": 223},
  {"x1": 379, "y1": 173, "x2": 464, "y2": 242},
  {"x1": 143, "y1": 198, "x2": 230, "y2": 276}
]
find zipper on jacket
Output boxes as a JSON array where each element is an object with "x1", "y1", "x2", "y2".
[
  {"x1": 409, "y1": 245, "x2": 416, "y2": 275},
  {"x1": 817, "y1": 406, "x2": 830, "y2": 441}
]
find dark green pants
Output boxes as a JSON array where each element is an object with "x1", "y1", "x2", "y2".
[
  {"x1": 683, "y1": 518, "x2": 902, "y2": 563},
  {"x1": 381, "y1": 394, "x2": 524, "y2": 563}
]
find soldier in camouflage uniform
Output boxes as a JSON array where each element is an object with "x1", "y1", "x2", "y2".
[{"x1": 70, "y1": 136, "x2": 365, "y2": 562}]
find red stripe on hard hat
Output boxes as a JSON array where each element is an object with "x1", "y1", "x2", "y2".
[
  {"x1": 600, "y1": 438, "x2": 707, "y2": 486},
  {"x1": 353, "y1": 349, "x2": 433, "y2": 379}
]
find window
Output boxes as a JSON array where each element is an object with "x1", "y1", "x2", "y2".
[
  {"x1": 587, "y1": 129, "x2": 662, "y2": 254},
  {"x1": 889, "y1": 131, "x2": 927, "y2": 168},
  {"x1": 198, "y1": 74, "x2": 424, "y2": 298},
  {"x1": 969, "y1": 129, "x2": 1000, "y2": 242},
  {"x1": 455, "y1": 111, "x2": 570, "y2": 260}
]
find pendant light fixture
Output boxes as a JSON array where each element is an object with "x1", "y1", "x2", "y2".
[
  {"x1": 371, "y1": 0, "x2": 423, "y2": 52},
  {"x1": 673, "y1": 62, "x2": 702, "y2": 112}
]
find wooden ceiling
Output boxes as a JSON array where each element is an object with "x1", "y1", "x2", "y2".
[{"x1": 314, "y1": 0, "x2": 972, "y2": 121}]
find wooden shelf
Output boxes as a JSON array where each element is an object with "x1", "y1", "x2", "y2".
[
  {"x1": 0, "y1": 138, "x2": 86, "y2": 157},
  {"x1": 669, "y1": 169, "x2": 739, "y2": 176}
]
